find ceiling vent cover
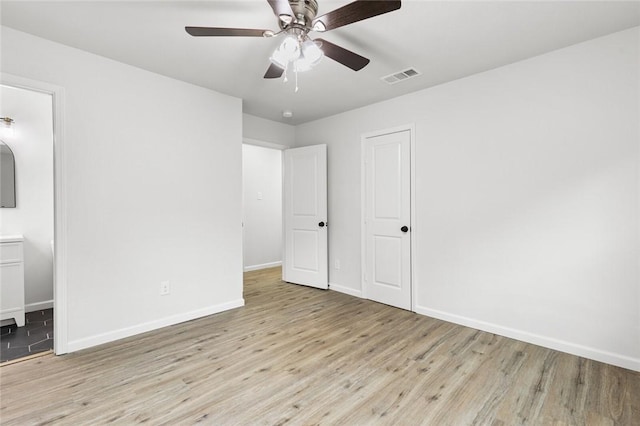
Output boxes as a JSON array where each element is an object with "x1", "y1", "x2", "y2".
[{"x1": 381, "y1": 68, "x2": 421, "y2": 85}]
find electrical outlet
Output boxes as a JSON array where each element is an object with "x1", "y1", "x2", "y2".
[
  {"x1": 334, "y1": 259, "x2": 341, "y2": 270},
  {"x1": 257, "y1": 191, "x2": 263, "y2": 200},
  {"x1": 160, "y1": 281, "x2": 170, "y2": 296}
]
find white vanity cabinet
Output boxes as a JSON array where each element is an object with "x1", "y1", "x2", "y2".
[{"x1": 0, "y1": 235, "x2": 25, "y2": 327}]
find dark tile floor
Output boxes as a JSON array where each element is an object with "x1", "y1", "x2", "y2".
[{"x1": 0, "y1": 309, "x2": 54, "y2": 363}]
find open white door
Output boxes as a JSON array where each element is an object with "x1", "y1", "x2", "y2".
[
  {"x1": 283, "y1": 145, "x2": 328, "y2": 289},
  {"x1": 363, "y1": 129, "x2": 411, "y2": 310}
]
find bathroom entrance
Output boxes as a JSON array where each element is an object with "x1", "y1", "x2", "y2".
[{"x1": 0, "y1": 84, "x2": 55, "y2": 363}]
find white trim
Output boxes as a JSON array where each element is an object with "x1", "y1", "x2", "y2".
[
  {"x1": 67, "y1": 299, "x2": 245, "y2": 353},
  {"x1": 360, "y1": 138, "x2": 366, "y2": 299},
  {"x1": 25, "y1": 300, "x2": 54, "y2": 312},
  {"x1": 243, "y1": 137, "x2": 289, "y2": 151},
  {"x1": 243, "y1": 261, "x2": 282, "y2": 272},
  {"x1": 360, "y1": 123, "x2": 416, "y2": 309},
  {"x1": 409, "y1": 125, "x2": 417, "y2": 313},
  {"x1": 329, "y1": 282, "x2": 362, "y2": 298},
  {"x1": 281, "y1": 148, "x2": 286, "y2": 282},
  {"x1": 1, "y1": 73, "x2": 68, "y2": 355},
  {"x1": 415, "y1": 305, "x2": 640, "y2": 372}
]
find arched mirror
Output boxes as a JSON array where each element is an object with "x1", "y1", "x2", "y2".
[{"x1": 0, "y1": 140, "x2": 16, "y2": 207}]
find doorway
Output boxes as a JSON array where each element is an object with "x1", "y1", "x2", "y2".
[
  {"x1": 242, "y1": 141, "x2": 329, "y2": 291},
  {"x1": 0, "y1": 84, "x2": 55, "y2": 363},
  {"x1": 361, "y1": 125, "x2": 415, "y2": 311},
  {"x1": 1, "y1": 73, "x2": 66, "y2": 356},
  {"x1": 242, "y1": 142, "x2": 284, "y2": 273}
]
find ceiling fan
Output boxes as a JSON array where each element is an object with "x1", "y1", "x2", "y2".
[{"x1": 185, "y1": 0, "x2": 401, "y2": 80}]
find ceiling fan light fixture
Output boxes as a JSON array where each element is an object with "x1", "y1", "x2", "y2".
[
  {"x1": 281, "y1": 36, "x2": 301, "y2": 59},
  {"x1": 302, "y1": 40, "x2": 323, "y2": 63},
  {"x1": 295, "y1": 39, "x2": 324, "y2": 72},
  {"x1": 269, "y1": 35, "x2": 301, "y2": 69},
  {"x1": 294, "y1": 60, "x2": 312, "y2": 73}
]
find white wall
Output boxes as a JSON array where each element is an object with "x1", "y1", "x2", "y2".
[
  {"x1": 1, "y1": 27, "x2": 244, "y2": 352},
  {"x1": 242, "y1": 144, "x2": 282, "y2": 271},
  {"x1": 0, "y1": 85, "x2": 54, "y2": 311},
  {"x1": 295, "y1": 27, "x2": 640, "y2": 371},
  {"x1": 243, "y1": 113, "x2": 295, "y2": 148}
]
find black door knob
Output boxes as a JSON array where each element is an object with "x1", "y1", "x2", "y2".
[
  {"x1": 401, "y1": 226, "x2": 409, "y2": 233},
  {"x1": 319, "y1": 221, "x2": 325, "y2": 227}
]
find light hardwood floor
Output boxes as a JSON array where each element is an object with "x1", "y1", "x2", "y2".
[{"x1": 1, "y1": 267, "x2": 638, "y2": 425}]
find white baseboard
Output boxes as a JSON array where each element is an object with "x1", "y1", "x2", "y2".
[
  {"x1": 414, "y1": 305, "x2": 640, "y2": 372},
  {"x1": 329, "y1": 282, "x2": 362, "y2": 298},
  {"x1": 25, "y1": 300, "x2": 54, "y2": 312},
  {"x1": 244, "y1": 261, "x2": 282, "y2": 272},
  {"x1": 67, "y1": 299, "x2": 245, "y2": 353}
]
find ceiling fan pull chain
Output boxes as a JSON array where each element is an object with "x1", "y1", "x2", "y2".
[
  {"x1": 283, "y1": 62, "x2": 289, "y2": 83},
  {"x1": 295, "y1": 67, "x2": 299, "y2": 93}
]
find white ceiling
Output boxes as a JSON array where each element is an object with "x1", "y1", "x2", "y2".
[{"x1": 1, "y1": 1, "x2": 638, "y2": 125}]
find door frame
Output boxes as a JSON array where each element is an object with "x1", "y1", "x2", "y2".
[
  {"x1": 1, "y1": 72, "x2": 68, "y2": 354},
  {"x1": 360, "y1": 123, "x2": 417, "y2": 311}
]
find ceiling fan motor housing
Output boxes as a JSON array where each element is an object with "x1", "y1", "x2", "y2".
[{"x1": 285, "y1": 0, "x2": 319, "y2": 29}]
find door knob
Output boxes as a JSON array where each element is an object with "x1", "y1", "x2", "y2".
[
  {"x1": 319, "y1": 221, "x2": 326, "y2": 227},
  {"x1": 401, "y1": 226, "x2": 409, "y2": 233}
]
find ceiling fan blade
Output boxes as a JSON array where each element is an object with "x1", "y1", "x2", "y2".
[
  {"x1": 316, "y1": 39, "x2": 370, "y2": 71},
  {"x1": 267, "y1": 0, "x2": 294, "y2": 19},
  {"x1": 313, "y1": 0, "x2": 401, "y2": 32},
  {"x1": 264, "y1": 63, "x2": 284, "y2": 79},
  {"x1": 185, "y1": 27, "x2": 268, "y2": 37}
]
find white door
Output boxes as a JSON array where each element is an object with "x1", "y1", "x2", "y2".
[
  {"x1": 363, "y1": 129, "x2": 411, "y2": 310},
  {"x1": 283, "y1": 145, "x2": 328, "y2": 289}
]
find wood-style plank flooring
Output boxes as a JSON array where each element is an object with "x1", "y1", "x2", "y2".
[{"x1": 1, "y1": 267, "x2": 638, "y2": 425}]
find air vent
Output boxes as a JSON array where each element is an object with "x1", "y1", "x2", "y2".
[{"x1": 381, "y1": 68, "x2": 421, "y2": 85}]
